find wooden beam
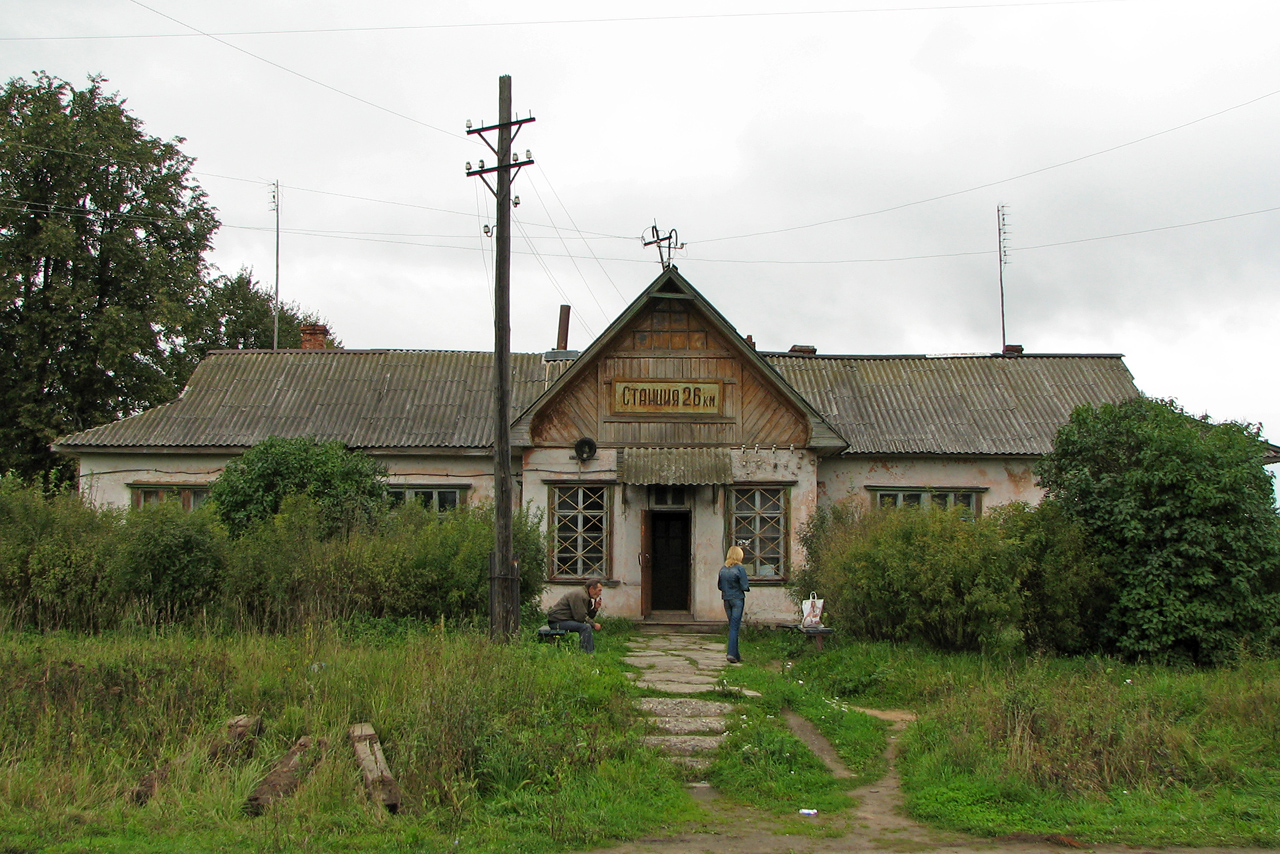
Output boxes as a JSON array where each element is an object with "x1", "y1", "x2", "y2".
[
  {"x1": 209, "y1": 714, "x2": 262, "y2": 762},
  {"x1": 244, "y1": 736, "x2": 322, "y2": 816},
  {"x1": 348, "y1": 723, "x2": 402, "y2": 814},
  {"x1": 128, "y1": 764, "x2": 168, "y2": 806}
]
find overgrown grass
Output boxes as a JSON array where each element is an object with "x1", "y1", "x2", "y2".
[
  {"x1": 748, "y1": 629, "x2": 1280, "y2": 848},
  {"x1": 0, "y1": 621, "x2": 694, "y2": 853},
  {"x1": 901, "y1": 654, "x2": 1280, "y2": 847},
  {"x1": 8, "y1": 618, "x2": 1279, "y2": 850}
]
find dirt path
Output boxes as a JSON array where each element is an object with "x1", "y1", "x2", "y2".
[{"x1": 576, "y1": 645, "x2": 1271, "y2": 854}]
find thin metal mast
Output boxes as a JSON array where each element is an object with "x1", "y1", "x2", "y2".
[
  {"x1": 466, "y1": 77, "x2": 535, "y2": 641},
  {"x1": 997, "y1": 205, "x2": 1010, "y2": 353},
  {"x1": 272, "y1": 180, "x2": 280, "y2": 351}
]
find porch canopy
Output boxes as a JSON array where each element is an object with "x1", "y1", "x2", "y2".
[{"x1": 617, "y1": 447, "x2": 734, "y2": 485}]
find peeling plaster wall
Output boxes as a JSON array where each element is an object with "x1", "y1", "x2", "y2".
[
  {"x1": 74, "y1": 451, "x2": 503, "y2": 509},
  {"x1": 815, "y1": 455, "x2": 1045, "y2": 511},
  {"x1": 75, "y1": 452, "x2": 234, "y2": 508}
]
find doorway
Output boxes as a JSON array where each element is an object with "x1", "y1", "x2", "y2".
[{"x1": 649, "y1": 511, "x2": 691, "y2": 611}]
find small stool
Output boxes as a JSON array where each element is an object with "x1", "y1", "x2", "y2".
[
  {"x1": 778, "y1": 623, "x2": 836, "y2": 651},
  {"x1": 537, "y1": 625, "x2": 568, "y2": 643}
]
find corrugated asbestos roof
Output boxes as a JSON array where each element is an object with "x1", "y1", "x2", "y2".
[
  {"x1": 618, "y1": 447, "x2": 735, "y2": 484},
  {"x1": 55, "y1": 350, "x2": 570, "y2": 450},
  {"x1": 55, "y1": 348, "x2": 1141, "y2": 457},
  {"x1": 764, "y1": 353, "x2": 1139, "y2": 456}
]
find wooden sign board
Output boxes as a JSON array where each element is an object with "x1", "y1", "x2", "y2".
[{"x1": 613, "y1": 380, "x2": 721, "y2": 415}]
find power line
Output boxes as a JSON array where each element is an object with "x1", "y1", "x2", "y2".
[
  {"x1": 513, "y1": 216, "x2": 596, "y2": 339},
  {"x1": 529, "y1": 165, "x2": 630, "y2": 302},
  {"x1": 520, "y1": 178, "x2": 613, "y2": 324},
  {"x1": 1016, "y1": 204, "x2": 1280, "y2": 251},
  {"x1": 697, "y1": 83, "x2": 1280, "y2": 244},
  {"x1": 1, "y1": 139, "x2": 633, "y2": 240},
  {"x1": 9, "y1": 197, "x2": 1276, "y2": 263},
  {"x1": 125, "y1": 0, "x2": 462, "y2": 139},
  {"x1": 5, "y1": 1, "x2": 1136, "y2": 41}
]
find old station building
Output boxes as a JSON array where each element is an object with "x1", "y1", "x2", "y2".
[{"x1": 55, "y1": 269, "x2": 1142, "y2": 624}]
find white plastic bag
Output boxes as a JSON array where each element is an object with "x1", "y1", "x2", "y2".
[{"x1": 801, "y1": 592, "x2": 825, "y2": 629}]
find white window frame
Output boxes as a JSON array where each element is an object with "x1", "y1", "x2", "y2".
[{"x1": 388, "y1": 485, "x2": 466, "y2": 513}]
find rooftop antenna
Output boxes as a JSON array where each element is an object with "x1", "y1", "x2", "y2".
[
  {"x1": 642, "y1": 223, "x2": 684, "y2": 269},
  {"x1": 271, "y1": 180, "x2": 280, "y2": 351},
  {"x1": 997, "y1": 205, "x2": 1010, "y2": 353}
]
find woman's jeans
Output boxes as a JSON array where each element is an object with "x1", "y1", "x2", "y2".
[{"x1": 723, "y1": 598, "x2": 744, "y2": 660}]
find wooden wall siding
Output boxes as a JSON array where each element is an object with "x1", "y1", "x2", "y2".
[{"x1": 530, "y1": 299, "x2": 810, "y2": 447}]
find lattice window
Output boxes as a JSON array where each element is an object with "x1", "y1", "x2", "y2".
[
  {"x1": 551, "y1": 485, "x2": 608, "y2": 578},
  {"x1": 731, "y1": 487, "x2": 787, "y2": 578}
]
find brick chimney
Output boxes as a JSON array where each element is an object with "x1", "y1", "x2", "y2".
[
  {"x1": 300, "y1": 324, "x2": 329, "y2": 350},
  {"x1": 788, "y1": 344, "x2": 818, "y2": 355}
]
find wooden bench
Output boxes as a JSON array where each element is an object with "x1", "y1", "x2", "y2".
[
  {"x1": 778, "y1": 623, "x2": 836, "y2": 652},
  {"x1": 536, "y1": 625, "x2": 568, "y2": 642}
]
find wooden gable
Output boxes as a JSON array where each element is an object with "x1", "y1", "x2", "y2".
[{"x1": 530, "y1": 292, "x2": 810, "y2": 448}]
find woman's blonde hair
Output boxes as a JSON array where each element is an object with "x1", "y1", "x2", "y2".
[{"x1": 725, "y1": 545, "x2": 744, "y2": 566}]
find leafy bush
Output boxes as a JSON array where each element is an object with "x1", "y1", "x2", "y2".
[
  {"x1": 221, "y1": 497, "x2": 546, "y2": 630},
  {"x1": 1036, "y1": 397, "x2": 1280, "y2": 664},
  {"x1": 3, "y1": 476, "x2": 547, "y2": 633},
  {"x1": 994, "y1": 501, "x2": 1114, "y2": 655},
  {"x1": 380, "y1": 501, "x2": 546, "y2": 621},
  {"x1": 796, "y1": 502, "x2": 1026, "y2": 652},
  {"x1": 112, "y1": 501, "x2": 228, "y2": 621},
  {"x1": 0, "y1": 477, "x2": 118, "y2": 630},
  {"x1": 210, "y1": 436, "x2": 387, "y2": 538}
]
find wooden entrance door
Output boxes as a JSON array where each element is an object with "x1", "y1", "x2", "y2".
[{"x1": 650, "y1": 511, "x2": 691, "y2": 611}]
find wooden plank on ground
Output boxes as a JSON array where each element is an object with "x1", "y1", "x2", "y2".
[
  {"x1": 128, "y1": 763, "x2": 168, "y2": 806},
  {"x1": 348, "y1": 723, "x2": 402, "y2": 814},
  {"x1": 209, "y1": 714, "x2": 262, "y2": 762},
  {"x1": 244, "y1": 736, "x2": 323, "y2": 816}
]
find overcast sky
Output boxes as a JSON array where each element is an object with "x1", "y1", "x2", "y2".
[{"x1": 5, "y1": 0, "x2": 1279, "y2": 483}]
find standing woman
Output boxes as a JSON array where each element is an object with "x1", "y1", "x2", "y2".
[{"x1": 718, "y1": 546, "x2": 750, "y2": 663}]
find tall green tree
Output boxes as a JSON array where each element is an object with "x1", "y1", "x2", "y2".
[
  {"x1": 170, "y1": 268, "x2": 332, "y2": 389},
  {"x1": 1035, "y1": 396, "x2": 1280, "y2": 664},
  {"x1": 0, "y1": 73, "x2": 218, "y2": 480},
  {"x1": 1, "y1": 75, "x2": 333, "y2": 482}
]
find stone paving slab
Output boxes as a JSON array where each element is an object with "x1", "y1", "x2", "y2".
[
  {"x1": 637, "y1": 680, "x2": 720, "y2": 695},
  {"x1": 650, "y1": 716, "x2": 727, "y2": 735},
  {"x1": 642, "y1": 734, "x2": 726, "y2": 755},
  {"x1": 669, "y1": 756, "x2": 713, "y2": 772},
  {"x1": 635, "y1": 698, "x2": 734, "y2": 717},
  {"x1": 636, "y1": 671, "x2": 719, "y2": 686}
]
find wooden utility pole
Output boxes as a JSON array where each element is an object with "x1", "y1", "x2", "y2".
[{"x1": 467, "y1": 76, "x2": 535, "y2": 641}]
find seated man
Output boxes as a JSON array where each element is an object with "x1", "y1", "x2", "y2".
[{"x1": 546, "y1": 579, "x2": 603, "y2": 652}]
